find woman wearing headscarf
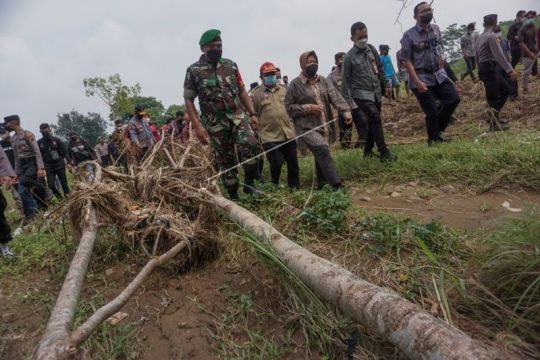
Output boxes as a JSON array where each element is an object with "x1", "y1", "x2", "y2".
[{"x1": 285, "y1": 51, "x2": 352, "y2": 190}]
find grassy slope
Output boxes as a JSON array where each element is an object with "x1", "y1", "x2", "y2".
[{"x1": 298, "y1": 131, "x2": 540, "y2": 191}]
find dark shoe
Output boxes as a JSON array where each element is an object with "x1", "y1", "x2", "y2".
[
  {"x1": 380, "y1": 151, "x2": 397, "y2": 163},
  {"x1": 489, "y1": 121, "x2": 510, "y2": 132},
  {"x1": 22, "y1": 216, "x2": 34, "y2": 226},
  {"x1": 364, "y1": 151, "x2": 376, "y2": 158},
  {"x1": 332, "y1": 183, "x2": 344, "y2": 192},
  {"x1": 228, "y1": 191, "x2": 240, "y2": 201},
  {"x1": 354, "y1": 141, "x2": 366, "y2": 149},
  {"x1": 243, "y1": 183, "x2": 263, "y2": 196},
  {"x1": 437, "y1": 133, "x2": 451, "y2": 142}
]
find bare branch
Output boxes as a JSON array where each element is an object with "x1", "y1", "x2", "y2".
[{"x1": 69, "y1": 240, "x2": 189, "y2": 346}]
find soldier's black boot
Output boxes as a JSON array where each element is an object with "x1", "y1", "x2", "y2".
[
  {"x1": 223, "y1": 173, "x2": 240, "y2": 200},
  {"x1": 243, "y1": 163, "x2": 261, "y2": 195}
]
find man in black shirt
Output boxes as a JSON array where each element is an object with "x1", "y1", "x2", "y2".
[
  {"x1": 507, "y1": 10, "x2": 527, "y2": 68},
  {"x1": 38, "y1": 123, "x2": 70, "y2": 199}
]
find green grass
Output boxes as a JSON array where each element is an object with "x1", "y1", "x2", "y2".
[
  {"x1": 0, "y1": 227, "x2": 73, "y2": 277},
  {"x1": 458, "y1": 210, "x2": 540, "y2": 348},
  {"x1": 74, "y1": 296, "x2": 140, "y2": 360},
  {"x1": 206, "y1": 286, "x2": 289, "y2": 359},
  {"x1": 297, "y1": 131, "x2": 540, "y2": 191}
]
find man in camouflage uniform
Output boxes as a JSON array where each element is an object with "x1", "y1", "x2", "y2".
[{"x1": 183, "y1": 29, "x2": 260, "y2": 199}]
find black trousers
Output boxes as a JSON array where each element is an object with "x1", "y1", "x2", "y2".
[
  {"x1": 412, "y1": 79, "x2": 460, "y2": 142},
  {"x1": 262, "y1": 141, "x2": 299, "y2": 188},
  {"x1": 510, "y1": 48, "x2": 521, "y2": 69},
  {"x1": 46, "y1": 167, "x2": 70, "y2": 199},
  {"x1": 0, "y1": 191, "x2": 12, "y2": 244},
  {"x1": 352, "y1": 107, "x2": 368, "y2": 146},
  {"x1": 20, "y1": 159, "x2": 48, "y2": 210},
  {"x1": 337, "y1": 113, "x2": 353, "y2": 149},
  {"x1": 462, "y1": 56, "x2": 477, "y2": 80},
  {"x1": 100, "y1": 155, "x2": 112, "y2": 167},
  {"x1": 479, "y1": 62, "x2": 513, "y2": 110},
  {"x1": 353, "y1": 99, "x2": 389, "y2": 155},
  {"x1": 341, "y1": 108, "x2": 369, "y2": 148},
  {"x1": 306, "y1": 144, "x2": 340, "y2": 189}
]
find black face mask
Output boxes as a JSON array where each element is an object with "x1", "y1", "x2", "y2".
[
  {"x1": 305, "y1": 64, "x2": 318, "y2": 78},
  {"x1": 43, "y1": 132, "x2": 52, "y2": 138},
  {"x1": 71, "y1": 136, "x2": 78, "y2": 141},
  {"x1": 419, "y1": 13, "x2": 433, "y2": 24},
  {"x1": 206, "y1": 49, "x2": 222, "y2": 64}
]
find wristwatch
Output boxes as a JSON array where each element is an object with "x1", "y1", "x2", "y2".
[{"x1": 249, "y1": 112, "x2": 257, "y2": 117}]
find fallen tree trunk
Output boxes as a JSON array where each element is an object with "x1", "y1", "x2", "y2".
[
  {"x1": 206, "y1": 192, "x2": 513, "y2": 360},
  {"x1": 36, "y1": 201, "x2": 98, "y2": 360}
]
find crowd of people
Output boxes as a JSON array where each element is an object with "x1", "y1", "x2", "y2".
[{"x1": 0, "y1": 2, "x2": 538, "y2": 258}]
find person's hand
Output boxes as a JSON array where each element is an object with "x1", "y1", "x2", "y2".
[
  {"x1": 250, "y1": 115, "x2": 258, "y2": 130},
  {"x1": 385, "y1": 88, "x2": 393, "y2": 98},
  {"x1": 37, "y1": 168, "x2": 46, "y2": 178},
  {"x1": 509, "y1": 70, "x2": 519, "y2": 81},
  {"x1": 454, "y1": 81, "x2": 462, "y2": 95},
  {"x1": 343, "y1": 112, "x2": 353, "y2": 125},
  {"x1": 308, "y1": 104, "x2": 323, "y2": 115},
  {"x1": 415, "y1": 80, "x2": 428, "y2": 93},
  {"x1": 193, "y1": 123, "x2": 210, "y2": 145},
  {"x1": 0, "y1": 176, "x2": 13, "y2": 186}
]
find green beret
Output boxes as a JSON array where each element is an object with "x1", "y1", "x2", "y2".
[{"x1": 199, "y1": 29, "x2": 221, "y2": 46}]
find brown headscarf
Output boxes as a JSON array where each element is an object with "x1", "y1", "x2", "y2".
[{"x1": 299, "y1": 50, "x2": 318, "y2": 74}]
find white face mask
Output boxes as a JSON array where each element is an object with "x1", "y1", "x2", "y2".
[{"x1": 355, "y1": 39, "x2": 368, "y2": 49}]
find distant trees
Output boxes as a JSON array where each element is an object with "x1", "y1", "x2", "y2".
[
  {"x1": 52, "y1": 111, "x2": 108, "y2": 145},
  {"x1": 83, "y1": 73, "x2": 141, "y2": 121},
  {"x1": 441, "y1": 23, "x2": 468, "y2": 63}
]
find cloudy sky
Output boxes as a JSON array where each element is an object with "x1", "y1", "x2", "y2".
[{"x1": 0, "y1": 0, "x2": 537, "y2": 134}]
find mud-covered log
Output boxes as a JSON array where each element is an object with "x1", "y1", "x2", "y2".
[{"x1": 207, "y1": 192, "x2": 514, "y2": 360}]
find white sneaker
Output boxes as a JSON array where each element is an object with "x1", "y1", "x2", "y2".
[{"x1": 0, "y1": 243, "x2": 15, "y2": 257}]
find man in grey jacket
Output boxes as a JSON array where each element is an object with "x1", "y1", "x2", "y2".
[
  {"x1": 0, "y1": 145, "x2": 17, "y2": 256},
  {"x1": 342, "y1": 22, "x2": 395, "y2": 162},
  {"x1": 4, "y1": 114, "x2": 48, "y2": 221}
]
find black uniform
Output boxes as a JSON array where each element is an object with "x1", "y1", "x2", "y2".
[
  {"x1": 507, "y1": 20, "x2": 524, "y2": 68},
  {"x1": 38, "y1": 135, "x2": 70, "y2": 198},
  {"x1": 476, "y1": 27, "x2": 515, "y2": 130},
  {"x1": 68, "y1": 139, "x2": 96, "y2": 166}
]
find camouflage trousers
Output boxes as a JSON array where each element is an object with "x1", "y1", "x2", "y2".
[{"x1": 203, "y1": 111, "x2": 260, "y2": 194}]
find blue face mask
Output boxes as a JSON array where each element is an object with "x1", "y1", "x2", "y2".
[{"x1": 263, "y1": 74, "x2": 277, "y2": 86}]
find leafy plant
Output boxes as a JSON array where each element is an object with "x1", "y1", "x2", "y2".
[{"x1": 300, "y1": 186, "x2": 351, "y2": 233}]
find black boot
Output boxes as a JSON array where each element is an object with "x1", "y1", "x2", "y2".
[
  {"x1": 243, "y1": 163, "x2": 261, "y2": 195},
  {"x1": 228, "y1": 190, "x2": 240, "y2": 201},
  {"x1": 380, "y1": 149, "x2": 397, "y2": 163}
]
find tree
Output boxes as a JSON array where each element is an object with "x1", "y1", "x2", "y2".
[
  {"x1": 441, "y1": 23, "x2": 467, "y2": 63},
  {"x1": 126, "y1": 96, "x2": 165, "y2": 122},
  {"x1": 52, "y1": 111, "x2": 108, "y2": 146},
  {"x1": 83, "y1": 74, "x2": 141, "y2": 121},
  {"x1": 163, "y1": 104, "x2": 186, "y2": 123}
]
